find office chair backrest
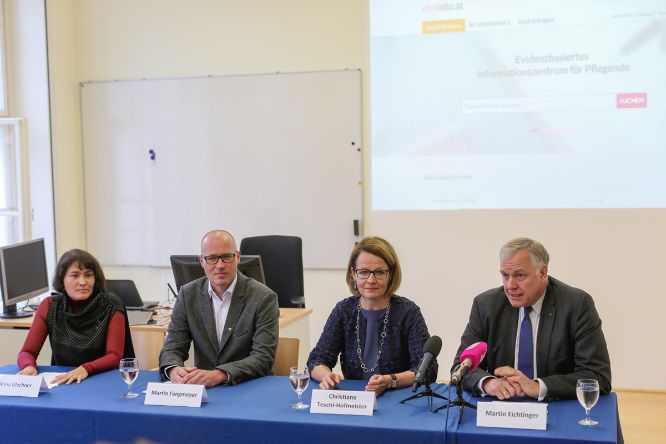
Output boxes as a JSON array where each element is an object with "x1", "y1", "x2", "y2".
[
  {"x1": 105, "y1": 291, "x2": 136, "y2": 359},
  {"x1": 106, "y1": 279, "x2": 144, "y2": 308},
  {"x1": 239, "y1": 235, "x2": 305, "y2": 308}
]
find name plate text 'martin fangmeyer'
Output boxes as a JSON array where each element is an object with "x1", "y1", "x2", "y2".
[{"x1": 144, "y1": 382, "x2": 208, "y2": 408}]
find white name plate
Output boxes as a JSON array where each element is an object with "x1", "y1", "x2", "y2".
[
  {"x1": 310, "y1": 389, "x2": 376, "y2": 416},
  {"x1": 477, "y1": 401, "x2": 548, "y2": 430},
  {"x1": 144, "y1": 382, "x2": 208, "y2": 408},
  {"x1": 0, "y1": 375, "x2": 49, "y2": 397},
  {"x1": 39, "y1": 372, "x2": 65, "y2": 389}
]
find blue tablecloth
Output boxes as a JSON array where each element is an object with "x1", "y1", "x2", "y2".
[{"x1": 0, "y1": 365, "x2": 621, "y2": 444}]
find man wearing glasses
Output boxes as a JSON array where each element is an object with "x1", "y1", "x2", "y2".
[{"x1": 159, "y1": 230, "x2": 279, "y2": 387}]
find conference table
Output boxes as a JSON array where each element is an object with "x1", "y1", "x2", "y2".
[{"x1": 0, "y1": 365, "x2": 622, "y2": 444}]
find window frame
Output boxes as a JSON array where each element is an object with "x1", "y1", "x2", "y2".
[
  {"x1": 0, "y1": 118, "x2": 25, "y2": 244},
  {"x1": 0, "y1": 0, "x2": 9, "y2": 115}
]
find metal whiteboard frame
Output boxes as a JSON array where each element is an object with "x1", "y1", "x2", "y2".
[{"x1": 80, "y1": 69, "x2": 363, "y2": 269}]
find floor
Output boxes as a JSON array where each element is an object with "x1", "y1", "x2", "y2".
[{"x1": 616, "y1": 390, "x2": 666, "y2": 443}]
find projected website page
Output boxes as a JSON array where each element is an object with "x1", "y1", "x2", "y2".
[{"x1": 370, "y1": 1, "x2": 666, "y2": 210}]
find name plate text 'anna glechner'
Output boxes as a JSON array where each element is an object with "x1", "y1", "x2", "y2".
[{"x1": 0, "y1": 374, "x2": 49, "y2": 397}]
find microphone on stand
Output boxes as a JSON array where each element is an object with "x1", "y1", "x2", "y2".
[
  {"x1": 450, "y1": 341, "x2": 487, "y2": 386},
  {"x1": 433, "y1": 341, "x2": 488, "y2": 420},
  {"x1": 401, "y1": 335, "x2": 448, "y2": 411},
  {"x1": 412, "y1": 335, "x2": 442, "y2": 392}
]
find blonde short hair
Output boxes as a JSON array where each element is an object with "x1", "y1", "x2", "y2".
[{"x1": 346, "y1": 236, "x2": 402, "y2": 297}]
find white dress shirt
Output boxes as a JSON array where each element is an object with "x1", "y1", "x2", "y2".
[
  {"x1": 478, "y1": 291, "x2": 548, "y2": 401},
  {"x1": 163, "y1": 276, "x2": 238, "y2": 381},
  {"x1": 208, "y1": 276, "x2": 237, "y2": 346}
]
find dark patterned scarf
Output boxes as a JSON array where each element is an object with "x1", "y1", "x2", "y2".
[{"x1": 46, "y1": 292, "x2": 117, "y2": 367}]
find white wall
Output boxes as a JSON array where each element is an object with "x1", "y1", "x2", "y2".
[
  {"x1": 4, "y1": 0, "x2": 56, "y2": 270},
  {"x1": 370, "y1": 209, "x2": 664, "y2": 391},
  {"x1": 44, "y1": 0, "x2": 662, "y2": 389},
  {"x1": 45, "y1": 0, "x2": 363, "y2": 377}
]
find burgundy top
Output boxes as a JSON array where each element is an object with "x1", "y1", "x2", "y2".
[{"x1": 17, "y1": 296, "x2": 125, "y2": 375}]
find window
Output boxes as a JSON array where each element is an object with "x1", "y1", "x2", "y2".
[
  {"x1": 0, "y1": 119, "x2": 23, "y2": 245},
  {"x1": 0, "y1": 0, "x2": 7, "y2": 115},
  {"x1": 0, "y1": 1, "x2": 25, "y2": 246}
]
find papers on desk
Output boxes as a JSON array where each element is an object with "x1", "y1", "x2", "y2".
[
  {"x1": 150, "y1": 307, "x2": 172, "y2": 326},
  {"x1": 0, "y1": 374, "x2": 51, "y2": 397}
]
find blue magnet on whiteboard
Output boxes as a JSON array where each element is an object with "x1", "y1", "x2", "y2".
[{"x1": 148, "y1": 149, "x2": 156, "y2": 163}]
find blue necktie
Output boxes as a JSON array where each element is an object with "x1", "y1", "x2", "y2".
[{"x1": 518, "y1": 306, "x2": 534, "y2": 379}]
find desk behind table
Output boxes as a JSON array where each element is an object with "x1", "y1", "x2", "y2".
[
  {"x1": 0, "y1": 365, "x2": 621, "y2": 444},
  {"x1": 130, "y1": 307, "x2": 312, "y2": 370},
  {"x1": 0, "y1": 308, "x2": 312, "y2": 370}
]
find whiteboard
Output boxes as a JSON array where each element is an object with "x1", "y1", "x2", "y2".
[{"x1": 80, "y1": 70, "x2": 362, "y2": 268}]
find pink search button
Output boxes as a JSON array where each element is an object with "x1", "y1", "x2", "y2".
[{"x1": 617, "y1": 92, "x2": 647, "y2": 109}]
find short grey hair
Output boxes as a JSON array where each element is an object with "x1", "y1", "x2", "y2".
[{"x1": 500, "y1": 237, "x2": 549, "y2": 269}]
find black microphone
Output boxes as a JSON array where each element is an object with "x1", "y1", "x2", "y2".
[{"x1": 412, "y1": 335, "x2": 442, "y2": 392}]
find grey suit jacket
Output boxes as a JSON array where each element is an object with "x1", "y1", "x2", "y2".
[
  {"x1": 453, "y1": 276, "x2": 611, "y2": 400},
  {"x1": 159, "y1": 272, "x2": 279, "y2": 385}
]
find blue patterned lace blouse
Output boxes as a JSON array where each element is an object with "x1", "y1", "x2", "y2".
[{"x1": 307, "y1": 295, "x2": 437, "y2": 382}]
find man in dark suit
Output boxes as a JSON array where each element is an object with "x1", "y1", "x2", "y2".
[
  {"x1": 159, "y1": 230, "x2": 279, "y2": 387},
  {"x1": 453, "y1": 237, "x2": 611, "y2": 401}
]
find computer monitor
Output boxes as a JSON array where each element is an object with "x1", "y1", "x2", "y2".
[
  {"x1": 0, "y1": 238, "x2": 49, "y2": 318},
  {"x1": 170, "y1": 255, "x2": 205, "y2": 292},
  {"x1": 170, "y1": 254, "x2": 266, "y2": 292}
]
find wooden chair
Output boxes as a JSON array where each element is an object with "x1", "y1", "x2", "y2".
[{"x1": 273, "y1": 337, "x2": 300, "y2": 376}]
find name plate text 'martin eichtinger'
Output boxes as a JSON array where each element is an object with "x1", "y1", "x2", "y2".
[{"x1": 477, "y1": 401, "x2": 548, "y2": 430}]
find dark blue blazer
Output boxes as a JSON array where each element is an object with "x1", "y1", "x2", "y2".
[{"x1": 454, "y1": 276, "x2": 611, "y2": 400}]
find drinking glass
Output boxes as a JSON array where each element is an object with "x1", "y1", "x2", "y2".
[
  {"x1": 119, "y1": 358, "x2": 140, "y2": 399},
  {"x1": 576, "y1": 378, "x2": 600, "y2": 426},
  {"x1": 289, "y1": 366, "x2": 310, "y2": 409}
]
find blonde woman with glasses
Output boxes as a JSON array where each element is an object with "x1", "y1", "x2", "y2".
[{"x1": 307, "y1": 237, "x2": 436, "y2": 395}]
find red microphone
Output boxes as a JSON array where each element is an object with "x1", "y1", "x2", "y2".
[{"x1": 450, "y1": 342, "x2": 488, "y2": 385}]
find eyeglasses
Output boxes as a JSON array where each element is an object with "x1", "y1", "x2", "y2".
[
  {"x1": 201, "y1": 253, "x2": 237, "y2": 265},
  {"x1": 353, "y1": 268, "x2": 389, "y2": 280}
]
